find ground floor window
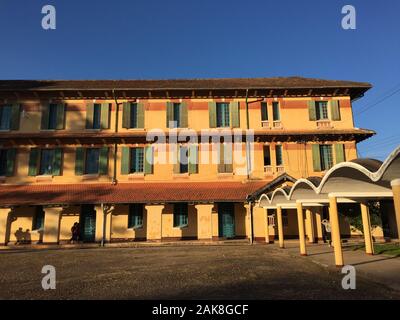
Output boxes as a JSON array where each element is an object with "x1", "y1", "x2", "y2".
[
  {"x1": 128, "y1": 204, "x2": 144, "y2": 228},
  {"x1": 32, "y1": 206, "x2": 45, "y2": 231},
  {"x1": 173, "y1": 203, "x2": 188, "y2": 228}
]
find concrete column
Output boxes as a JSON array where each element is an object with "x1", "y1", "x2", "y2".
[
  {"x1": 95, "y1": 205, "x2": 112, "y2": 243},
  {"x1": 296, "y1": 202, "x2": 307, "y2": 256},
  {"x1": 195, "y1": 204, "x2": 213, "y2": 240},
  {"x1": 43, "y1": 207, "x2": 62, "y2": 244},
  {"x1": 391, "y1": 179, "x2": 400, "y2": 239},
  {"x1": 276, "y1": 206, "x2": 284, "y2": 248},
  {"x1": 0, "y1": 208, "x2": 10, "y2": 245},
  {"x1": 306, "y1": 208, "x2": 315, "y2": 243},
  {"x1": 244, "y1": 203, "x2": 253, "y2": 243},
  {"x1": 145, "y1": 204, "x2": 164, "y2": 241},
  {"x1": 315, "y1": 210, "x2": 323, "y2": 243},
  {"x1": 360, "y1": 202, "x2": 374, "y2": 255},
  {"x1": 252, "y1": 206, "x2": 267, "y2": 242},
  {"x1": 264, "y1": 208, "x2": 270, "y2": 244},
  {"x1": 329, "y1": 197, "x2": 344, "y2": 267}
]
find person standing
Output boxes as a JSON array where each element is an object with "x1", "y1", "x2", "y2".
[{"x1": 321, "y1": 219, "x2": 332, "y2": 247}]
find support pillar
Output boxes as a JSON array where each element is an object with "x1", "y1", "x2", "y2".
[
  {"x1": 252, "y1": 206, "x2": 268, "y2": 243},
  {"x1": 0, "y1": 208, "x2": 10, "y2": 246},
  {"x1": 315, "y1": 210, "x2": 323, "y2": 243},
  {"x1": 276, "y1": 206, "x2": 284, "y2": 248},
  {"x1": 391, "y1": 179, "x2": 400, "y2": 240},
  {"x1": 306, "y1": 208, "x2": 315, "y2": 243},
  {"x1": 360, "y1": 202, "x2": 374, "y2": 255},
  {"x1": 95, "y1": 205, "x2": 112, "y2": 243},
  {"x1": 296, "y1": 202, "x2": 307, "y2": 256},
  {"x1": 195, "y1": 204, "x2": 213, "y2": 240},
  {"x1": 145, "y1": 204, "x2": 164, "y2": 241},
  {"x1": 244, "y1": 203, "x2": 253, "y2": 243},
  {"x1": 265, "y1": 208, "x2": 270, "y2": 244},
  {"x1": 43, "y1": 207, "x2": 62, "y2": 244},
  {"x1": 329, "y1": 197, "x2": 344, "y2": 267}
]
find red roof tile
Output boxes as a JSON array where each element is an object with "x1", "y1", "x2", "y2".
[{"x1": 0, "y1": 181, "x2": 268, "y2": 206}]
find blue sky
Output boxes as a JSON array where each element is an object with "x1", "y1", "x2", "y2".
[{"x1": 0, "y1": 0, "x2": 399, "y2": 160}]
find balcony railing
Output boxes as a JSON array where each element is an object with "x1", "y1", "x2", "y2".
[
  {"x1": 272, "y1": 121, "x2": 282, "y2": 129},
  {"x1": 264, "y1": 165, "x2": 285, "y2": 175},
  {"x1": 276, "y1": 165, "x2": 285, "y2": 174},
  {"x1": 261, "y1": 120, "x2": 270, "y2": 128},
  {"x1": 316, "y1": 120, "x2": 332, "y2": 129}
]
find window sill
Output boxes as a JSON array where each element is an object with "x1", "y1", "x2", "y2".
[
  {"x1": 217, "y1": 172, "x2": 234, "y2": 176},
  {"x1": 174, "y1": 225, "x2": 188, "y2": 230},
  {"x1": 81, "y1": 174, "x2": 100, "y2": 181},
  {"x1": 85, "y1": 129, "x2": 102, "y2": 132},
  {"x1": 127, "y1": 128, "x2": 146, "y2": 131},
  {"x1": 128, "y1": 226, "x2": 143, "y2": 230},
  {"x1": 40, "y1": 129, "x2": 57, "y2": 132},
  {"x1": 128, "y1": 173, "x2": 145, "y2": 180},
  {"x1": 36, "y1": 175, "x2": 53, "y2": 182},
  {"x1": 173, "y1": 173, "x2": 190, "y2": 179},
  {"x1": 0, "y1": 129, "x2": 11, "y2": 132}
]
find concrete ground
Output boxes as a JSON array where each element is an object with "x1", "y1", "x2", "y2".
[{"x1": 0, "y1": 243, "x2": 399, "y2": 300}]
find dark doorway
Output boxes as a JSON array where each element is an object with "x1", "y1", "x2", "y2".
[
  {"x1": 80, "y1": 205, "x2": 96, "y2": 242},
  {"x1": 218, "y1": 203, "x2": 235, "y2": 238}
]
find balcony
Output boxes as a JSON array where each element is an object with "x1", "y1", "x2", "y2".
[
  {"x1": 263, "y1": 165, "x2": 285, "y2": 176},
  {"x1": 272, "y1": 121, "x2": 282, "y2": 129},
  {"x1": 316, "y1": 120, "x2": 332, "y2": 129},
  {"x1": 261, "y1": 120, "x2": 270, "y2": 129}
]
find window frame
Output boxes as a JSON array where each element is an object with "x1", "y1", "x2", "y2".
[
  {"x1": 272, "y1": 102, "x2": 280, "y2": 121},
  {"x1": 275, "y1": 145, "x2": 283, "y2": 166},
  {"x1": 32, "y1": 206, "x2": 45, "y2": 231},
  {"x1": 216, "y1": 102, "x2": 230, "y2": 128},
  {"x1": 263, "y1": 145, "x2": 271, "y2": 166},
  {"x1": 92, "y1": 103, "x2": 101, "y2": 130},
  {"x1": 84, "y1": 148, "x2": 100, "y2": 175},
  {"x1": 39, "y1": 149, "x2": 55, "y2": 176},
  {"x1": 128, "y1": 204, "x2": 144, "y2": 229},
  {"x1": 319, "y1": 144, "x2": 333, "y2": 171},
  {"x1": 315, "y1": 101, "x2": 329, "y2": 121},
  {"x1": 173, "y1": 203, "x2": 189, "y2": 228},
  {"x1": 0, "y1": 105, "x2": 12, "y2": 131},
  {"x1": 0, "y1": 149, "x2": 7, "y2": 176},
  {"x1": 129, "y1": 147, "x2": 145, "y2": 174}
]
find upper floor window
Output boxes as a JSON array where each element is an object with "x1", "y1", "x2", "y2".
[
  {"x1": 263, "y1": 145, "x2": 271, "y2": 166},
  {"x1": 121, "y1": 146, "x2": 153, "y2": 175},
  {"x1": 75, "y1": 147, "x2": 109, "y2": 176},
  {"x1": 0, "y1": 149, "x2": 16, "y2": 177},
  {"x1": 166, "y1": 102, "x2": 188, "y2": 129},
  {"x1": 173, "y1": 145, "x2": 198, "y2": 174},
  {"x1": 275, "y1": 145, "x2": 283, "y2": 166},
  {"x1": 272, "y1": 102, "x2": 280, "y2": 121},
  {"x1": 216, "y1": 102, "x2": 230, "y2": 127},
  {"x1": 312, "y1": 144, "x2": 345, "y2": 172},
  {"x1": 173, "y1": 203, "x2": 188, "y2": 228},
  {"x1": 0, "y1": 104, "x2": 20, "y2": 131},
  {"x1": 122, "y1": 102, "x2": 145, "y2": 129},
  {"x1": 319, "y1": 145, "x2": 333, "y2": 171},
  {"x1": 128, "y1": 204, "x2": 144, "y2": 229},
  {"x1": 209, "y1": 102, "x2": 240, "y2": 128},
  {"x1": 86, "y1": 103, "x2": 109, "y2": 130},
  {"x1": 28, "y1": 148, "x2": 62, "y2": 176},
  {"x1": 41, "y1": 103, "x2": 65, "y2": 130},
  {"x1": 261, "y1": 102, "x2": 268, "y2": 121},
  {"x1": 315, "y1": 101, "x2": 328, "y2": 120},
  {"x1": 179, "y1": 146, "x2": 188, "y2": 174}
]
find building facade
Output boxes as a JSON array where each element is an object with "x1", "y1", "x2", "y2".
[{"x1": 0, "y1": 77, "x2": 375, "y2": 245}]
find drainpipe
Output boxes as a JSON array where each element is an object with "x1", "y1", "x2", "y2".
[{"x1": 112, "y1": 89, "x2": 120, "y2": 185}]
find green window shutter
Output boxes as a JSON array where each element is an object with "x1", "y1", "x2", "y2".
[
  {"x1": 180, "y1": 102, "x2": 188, "y2": 128},
  {"x1": 99, "y1": 147, "x2": 109, "y2": 175},
  {"x1": 209, "y1": 102, "x2": 217, "y2": 128},
  {"x1": 261, "y1": 102, "x2": 268, "y2": 121},
  {"x1": 225, "y1": 144, "x2": 233, "y2": 173},
  {"x1": 312, "y1": 144, "x2": 321, "y2": 172},
  {"x1": 330, "y1": 100, "x2": 341, "y2": 121},
  {"x1": 334, "y1": 144, "x2": 345, "y2": 164},
  {"x1": 75, "y1": 147, "x2": 84, "y2": 176},
  {"x1": 100, "y1": 103, "x2": 110, "y2": 130},
  {"x1": 41, "y1": 104, "x2": 50, "y2": 130},
  {"x1": 6, "y1": 148, "x2": 16, "y2": 177},
  {"x1": 230, "y1": 101, "x2": 240, "y2": 128},
  {"x1": 137, "y1": 103, "x2": 145, "y2": 128},
  {"x1": 144, "y1": 146, "x2": 153, "y2": 174},
  {"x1": 28, "y1": 148, "x2": 39, "y2": 176},
  {"x1": 166, "y1": 102, "x2": 174, "y2": 128},
  {"x1": 52, "y1": 148, "x2": 62, "y2": 176},
  {"x1": 217, "y1": 144, "x2": 225, "y2": 173},
  {"x1": 86, "y1": 103, "x2": 94, "y2": 129},
  {"x1": 121, "y1": 146, "x2": 130, "y2": 175},
  {"x1": 122, "y1": 102, "x2": 131, "y2": 128},
  {"x1": 173, "y1": 147, "x2": 180, "y2": 174},
  {"x1": 56, "y1": 104, "x2": 65, "y2": 130},
  {"x1": 308, "y1": 101, "x2": 316, "y2": 121},
  {"x1": 10, "y1": 104, "x2": 21, "y2": 130},
  {"x1": 188, "y1": 144, "x2": 198, "y2": 174}
]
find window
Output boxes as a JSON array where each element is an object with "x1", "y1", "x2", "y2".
[
  {"x1": 173, "y1": 203, "x2": 188, "y2": 228},
  {"x1": 179, "y1": 146, "x2": 188, "y2": 173},
  {"x1": 47, "y1": 104, "x2": 58, "y2": 130},
  {"x1": 92, "y1": 104, "x2": 101, "y2": 129},
  {"x1": 128, "y1": 204, "x2": 144, "y2": 228},
  {"x1": 130, "y1": 103, "x2": 138, "y2": 128},
  {"x1": 39, "y1": 149, "x2": 55, "y2": 175},
  {"x1": 216, "y1": 102, "x2": 230, "y2": 127},
  {"x1": 32, "y1": 206, "x2": 45, "y2": 231},
  {"x1": 275, "y1": 145, "x2": 283, "y2": 166},
  {"x1": 261, "y1": 102, "x2": 268, "y2": 121},
  {"x1": 263, "y1": 145, "x2": 271, "y2": 166},
  {"x1": 85, "y1": 148, "x2": 100, "y2": 174},
  {"x1": 320, "y1": 145, "x2": 333, "y2": 171},
  {"x1": 0, "y1": 105, "x2": 12, "y2": 130},
  {"x1": 315, "y1": 101, "x2": 328, "y2": 120},
  {"x1": 272, "y1": 102, "x2": 280, "y2": 121},
  {"x1": 172, "y1": 103, "x2": 181, "y2": 128},
  {"x1": 130, "y1": 147, "x2": 144, "y2": 173},
  {"x1": 0, "y1": 149, "x2": 7, "y2": 176}
]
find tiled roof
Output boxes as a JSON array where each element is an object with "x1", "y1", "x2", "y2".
[
  {"x1": 0, "y1": 77, "x2": 372, "y2": 91},
  {"x1": 0, "y1": 181, "x2": 268, "y2": 206}
]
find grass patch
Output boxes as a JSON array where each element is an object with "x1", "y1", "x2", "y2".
[{"x1": 352, "y1": 243, "x2": 400, "y2": 257}]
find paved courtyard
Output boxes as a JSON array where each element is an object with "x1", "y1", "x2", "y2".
[{"x1": 0, "y1": 244, "x2": 399, "y2": 300}]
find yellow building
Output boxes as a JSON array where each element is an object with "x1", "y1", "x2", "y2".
[{"x1": 0, "y1": 77, "x2": 375, "y2": 245}]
